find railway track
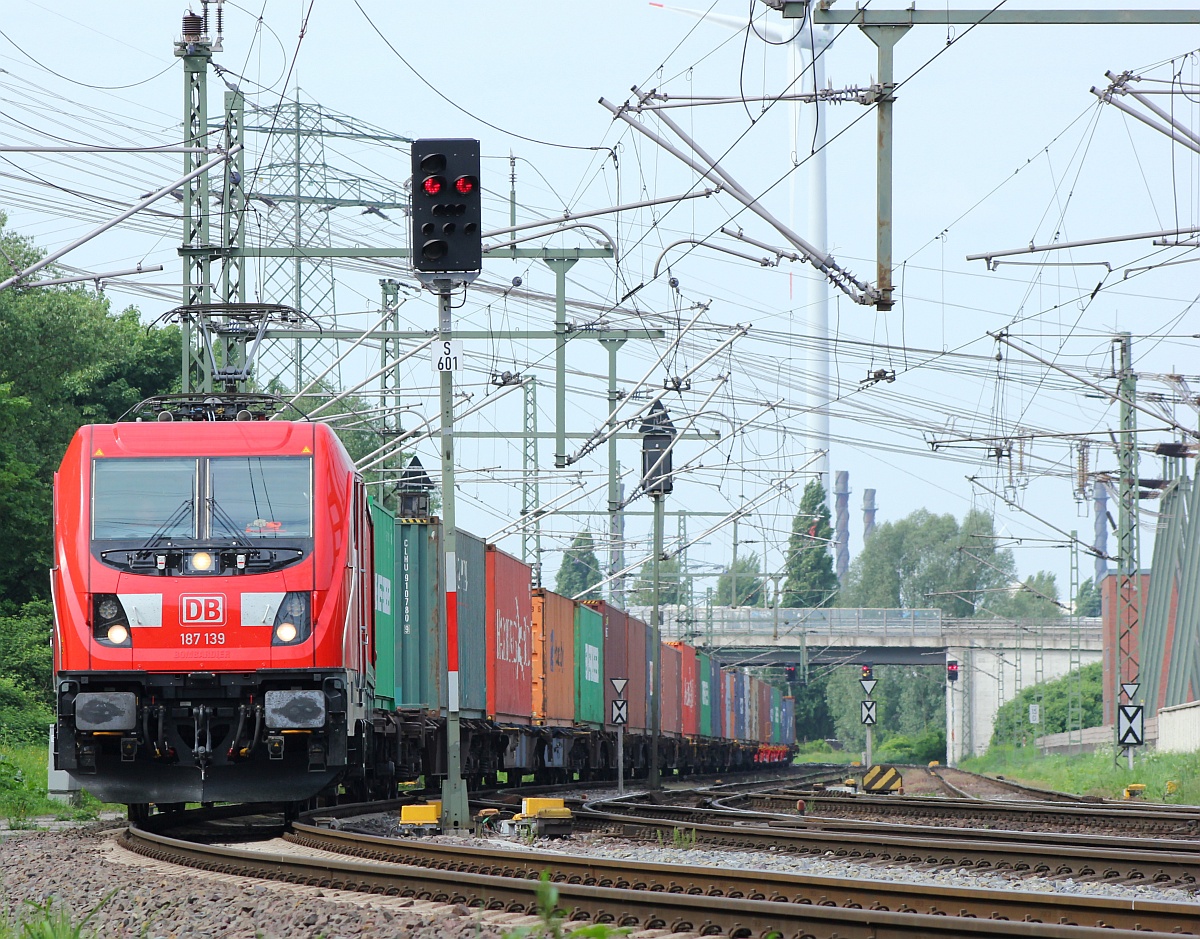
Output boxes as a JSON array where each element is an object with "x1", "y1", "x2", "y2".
[
  {"x1": 575, "y1": 792, "x2": 1200, "y2": 886},
  {"x1": 119, "y1": 805, "x2": 1198, "y2": 938},
  {"x1": 732, "y1": 792, "x2": 1200, "y2": 839}
]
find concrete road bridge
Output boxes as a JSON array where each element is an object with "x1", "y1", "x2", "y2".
[{"x1": 631, "y1": 605, "x2": 1102, "y2": 763}]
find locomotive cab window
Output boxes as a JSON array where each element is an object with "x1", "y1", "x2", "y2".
[
  {"x1": 92, "y1": 458, "x2": 197, "y2": 540},
  {"x1": 91, "y1": 456, "x2": 311, "y2": 543},
  {"x1": 209, "y1": 457, "x2": 312, "y2": 538}
]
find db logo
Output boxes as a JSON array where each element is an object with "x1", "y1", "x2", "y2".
[{"x1": 181, "y1": 595, "x2": 226, "y2": 625}]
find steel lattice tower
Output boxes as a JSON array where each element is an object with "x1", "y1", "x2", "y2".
[{"x1": 241, "y1": 97, "x2": 410, "y2": 393}]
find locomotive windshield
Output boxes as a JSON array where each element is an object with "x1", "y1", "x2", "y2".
[
  {"x1": 92, "y1": 458, "x2": 197, "y2": 539},
  {"x1": 91, "y1": 456, "x2": 312, "y2": 541},
  {"x1": 209, "y1": 457, "x2": 312, "y2": 539}
]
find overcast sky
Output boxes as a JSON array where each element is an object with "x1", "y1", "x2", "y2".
[{"x1": 5, "y1": 1, "x2": 1200, "y2": 607}]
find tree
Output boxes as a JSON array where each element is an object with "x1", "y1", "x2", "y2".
[
  {"x1": 990, "y1": 662, "x2": 1103, "y2": 747},
  {"x1": 630, "y1": 553, "x2": 683, "y2": 605},
  {"x1": 985, "y1": 571, "x2": 1064, "y2": 619},
  {"x1": 788, "y1": 670, "x2": 835, "y2": 741},
  {"x1": 1075, "y1": 577, "x2": 1101, "y2": 617},
  {"x1": 782, "y1": 480, "x2": 838, "y2": 607},
  {"x1": 823, "y1": 663, "x2": 945, "y2": 755},
  {"x1": 556, "y1": 531, "x2": 603, "y2": 599},
  {"x1": 0, "y1": 215, "x2": 181, "y2": 608},
  {"x1": 837, "y1": 508, "x2": 1015, "y2": 618},
  {"x1": 716, "y1": 552, "x2": 765, "y2": 606}
]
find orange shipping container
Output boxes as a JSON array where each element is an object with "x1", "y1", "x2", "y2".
[{"x1": 531, "y1": 589, "x2": 576, "y2": 726}]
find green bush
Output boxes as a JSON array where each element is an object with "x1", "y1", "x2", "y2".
[
  {"x1": 0, "y1": 677, "x2": 52, "y2": 746},
  {"x1": 990, "y1": 662, "x2": 1103, "y2": 747},
  {"x1": 879, "y1": 726, "x2": 945, "y2": 764}
]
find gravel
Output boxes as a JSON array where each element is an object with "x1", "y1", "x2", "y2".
[
  {"x1": 4, "y1": 807, "x2": 1196, "y2": 939},
  {"x1": 418, "y1": 829, "x2": 1199, "y2": 905},
  {"x1": 0, "y1": 823, "x2": 531, "y2": 939}
]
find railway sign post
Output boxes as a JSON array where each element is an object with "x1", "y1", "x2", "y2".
[
  {"x1": 860, "y1": 671, "x2": 877, "y2": 766},
  {"x1": 612, "y1": 678, "x2": 627, "y2": 794},
  {"x1": 1117, "y1": 704, "x2": 1144, "y2": 748},
  {"x1": 411, "y1": 137, "x2": 482, "y2": 833}
]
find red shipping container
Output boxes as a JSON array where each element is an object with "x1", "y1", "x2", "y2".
[
  {"x1": 625, "y1": 614, "x2": 649, "y2": 732},
  {"x1": 669, "y1": 642, "x2": 698, "y2": 735},
  {"x1": 485, "y1": 546, "x2": 533, "y2": 723},
  {"x1": 659, "y1": 642, "x2": 682, "y2": 735},
  {"x1": 531, "y1": 590, "x2": 575, "y2": 726},
  {"x1": 584, "y1": 600, "x2": 629, "y2": 731}
]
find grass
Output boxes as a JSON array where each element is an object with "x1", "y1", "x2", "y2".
[
  {"x1": 0, "y1": 743, "x2": 112, "y2": 827},
  {"x1": 0, "y1": 896, "x2": 112, "y2": 939},
  {"x1": 961, "y1": 744, "x2": 1200, "y2": 804},
  {"x1": 792, "y1": 741, "x2": 859, "y2": 764}
]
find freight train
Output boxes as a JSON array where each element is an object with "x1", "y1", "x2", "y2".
[{"x1": 50, "y1": 396, "x2": 794, "y2": 812}]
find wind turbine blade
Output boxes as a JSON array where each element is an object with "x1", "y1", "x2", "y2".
[{"x1": 648, "y1": 2, "x2": 787, "y2": 41}]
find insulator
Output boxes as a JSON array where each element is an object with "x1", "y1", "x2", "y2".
[{"x1": 182, "y1": 13, "x2": 204, "y2": 40}]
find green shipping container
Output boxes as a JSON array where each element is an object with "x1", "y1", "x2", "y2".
[
  {"x1": 369, "y1": 499, "x2": 396, "y2": 710},
  {"x1": 771, "y1": 686, "x2": 783, "y2": 744},
  {"x1": 697, "y1": 651, "x2": 713, "y2": 737},
  {"x1": 574, "y1": 603, "x2": 604, "y2": 726},
  {"x1": 395, "y1": 519, "x2": 445, "y2": 711}
]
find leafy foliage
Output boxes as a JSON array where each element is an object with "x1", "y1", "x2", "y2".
[
  {"x1": 823, "y1": 664, "x2": 946, "y2": 755},
  {"x1": 837, "y1": 508, "x2": 1014, "y2": 617},
  {"x1": 1075, "y1": 577, "x2": 1101, "y2": 616},
  {"x1": 0, "y1": 601, "x2": 55, "y2": 745},
  {"x1": 0, "y1": 216, "x2": 180, "y2": 608},
  {"x1": 990, "y1": 661, "x2": 1103, "y2": 747},
  {"x1": 630, "y1": 553, "x2": 683, "y2": 605},
  {"x1": 504, "y1": 870, "x2": 628, "y2": 939},
  {"x1": 0, "y1": 600, "x2": 54, "y2": 711},
  {"x1": 782, "y1": 480, "x2": 838, "y2": 607},
  {"x1": 878, "y1": 726, "x2": 946, "y2": 764},
  {"x1": 556, "y1": 531, "x2": 604, "y2": 600},
  {"x1": 715, "y1": 552, "x2": 765, "y2": 606},
  {"x1": 788, "y1": 670, "x2": 835, "y2": 741},
  {"x1": 983, "y1": 571, "x2": 1063, "y2": 619}
]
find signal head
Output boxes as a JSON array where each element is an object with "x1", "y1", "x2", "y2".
[{"x1": 410, "y1": 138, "x2": 482, "y2": 275}]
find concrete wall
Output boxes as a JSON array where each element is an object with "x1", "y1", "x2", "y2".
[{"x1": 1157, "y1": 700, "x2": 1200, "y2": 753}]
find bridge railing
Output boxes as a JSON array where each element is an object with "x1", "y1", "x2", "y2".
[
  {"x1": 628, "y1": 605, "x2": 944, "y2": 642},
  {"x1": 627, "y1": 606, "x2": 1100, "y2": 646}
]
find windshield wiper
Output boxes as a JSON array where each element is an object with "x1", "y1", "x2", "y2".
[
  {"x1": 207, "y1": 498, "x2": 253, "y2": 547},
  {"x1": 139, "y1": 499, "x2": 194, "y2": 549}
]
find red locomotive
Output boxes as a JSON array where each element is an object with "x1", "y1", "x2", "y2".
[
  {"x1": 52, "y1": 395, "x2": 375, "y2": 809},
  {"x1": 52, "y1": 395, "x2": 796, "y2": 814}
]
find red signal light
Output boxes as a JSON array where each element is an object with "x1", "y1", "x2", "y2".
[
  {"x1": 455, "y1": 175, "x2": 477, "y2": 195},
  {"x1": 421, "y1": 176, "x2": 444, "y2": 197}
]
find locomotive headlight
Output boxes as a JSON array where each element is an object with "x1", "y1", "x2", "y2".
[
  {"x1": 271, "y1": 592, "x2": 311, "y2": 646},
  {"x1": 93, "y1": 594, "x2": 131, "y2": 647},
  {"x1": 190, "y1": 551, "x2": 214, "y2": 572}
]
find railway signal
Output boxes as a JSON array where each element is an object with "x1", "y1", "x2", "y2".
[
  {"x1": 860, "y1": 664, "x2": 873, "y2": 681},
  {"x1": 947, "y1": 660, "x2": 959, "y2": 682},
  {"x1": 410, "y1": 138, "x2": 482, "y2": 275}
]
